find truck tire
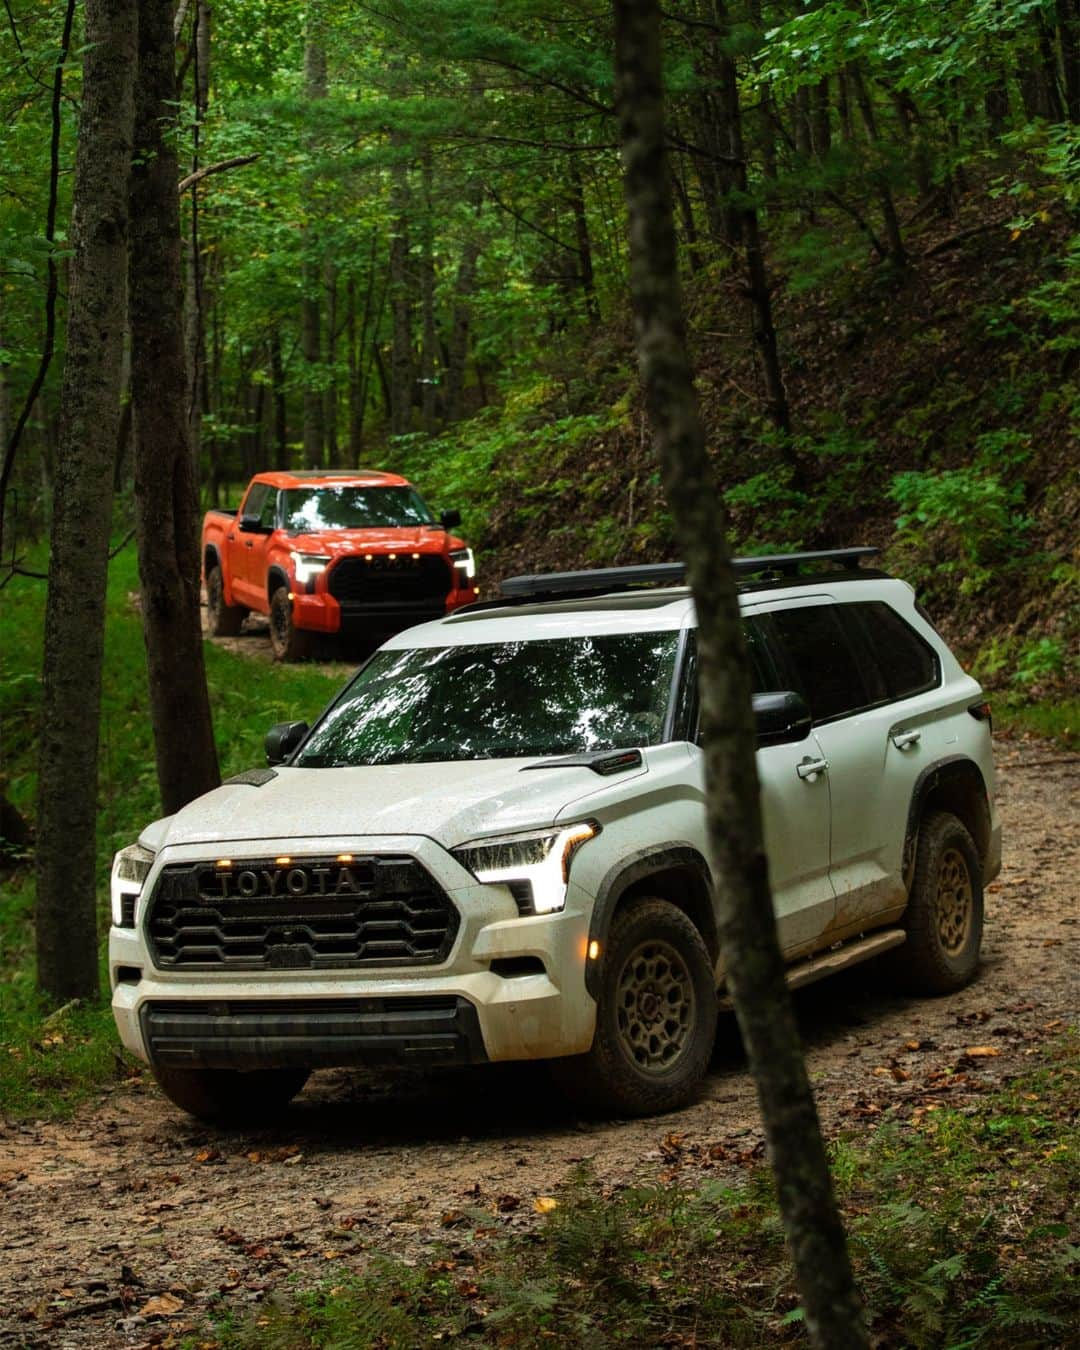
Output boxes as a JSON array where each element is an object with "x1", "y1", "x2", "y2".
[
  {"x1": 893, "y1": 810, "x2": 984, "y2": 994},
  {"x1": 553, "y1": 896, "x2": 716, "y2": 1116},
  {"x1": 152, "y1": 1065, "x2": 309, "y2": 1123},
  {"x1": 206, "y1": 565, "x2": 245, "y2": 637},
  {"x1": 269, "y1": 585, "x2": 314, "y2": 662}
]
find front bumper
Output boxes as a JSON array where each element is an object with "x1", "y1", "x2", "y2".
[
  {"x1": 290, "y1": 583, "x2": 478, "y2": 635},
  {"x1": 110, "y1": 833, "x2": 595, "y2": 1070}
]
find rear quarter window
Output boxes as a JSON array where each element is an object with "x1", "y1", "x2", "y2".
[
  {"x1": 768, "y1": 604, "x2": 870, "y2": 723},
  {"x1": 849, "y1": 601, "x2": 940, "y2": 700}
]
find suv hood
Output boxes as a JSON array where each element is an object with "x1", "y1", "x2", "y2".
[{"x1": 149, "y1": 757, "x2": 648, "y2": 854}]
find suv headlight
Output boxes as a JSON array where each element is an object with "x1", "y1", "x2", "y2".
[
  {"x1": 110, "y1": 842, "x2": 155, "y2": 928},
  {"x1": 451, "y1": 822, "x2": 598, "y2": 915},
  {"x1": 290, "y1": 551, "x2": 331, "y2": 583},
  {"x1": 449, "y1": 547, "x2": 475, "y2": 583}
]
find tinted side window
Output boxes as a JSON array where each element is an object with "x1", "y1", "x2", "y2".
[
  {"x1": 850, "y1": 601, "x2": 940, "y2": 700},
  {"x1": 770, "y1": 604, "x2": 869, "y2": 723},
  {"x1": 242, "y1": 482, "x2": 270, "y2": 520},
  {"x1": 259, "y1": 489, "x2": 279, "y2": 529},
  {"x1": 744, "y1": 617, "x2": 781, "y2": 694}
]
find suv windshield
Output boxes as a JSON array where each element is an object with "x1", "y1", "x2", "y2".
[
  {"x1": 296, "y1": 632, "x2": 680, "y2": 765},
  {"x1": 282, "y1": 486, "x2": 435, "y2": 532}
]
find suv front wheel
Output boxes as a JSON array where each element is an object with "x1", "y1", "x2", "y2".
[
  {"x1": 896, "y1": 810, "x2": 984, "y2": 994},
  {"x1": 152, "y1": 1064, "x2": 310, "y2": 1123},
  {"x1": 554, "y1": 897, "x2": 716, "y2": 1116}
]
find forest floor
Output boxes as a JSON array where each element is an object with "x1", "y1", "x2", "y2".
[{"x1": 0, "y1": 739, "x2": 1076, "y2": 1348}]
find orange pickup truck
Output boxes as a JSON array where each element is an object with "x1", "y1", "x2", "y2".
[{"x1": 201, "y1": 469, "x2": 478, "y2": 660}]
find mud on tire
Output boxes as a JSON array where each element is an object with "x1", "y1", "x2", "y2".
[
  {"x1": 269, "y1": 585, "x2": 314, "y2": 662},
  {"x1": 553, "y1": 896, "x2": 716, "y2": 1116},
  {"x1": 894, "y1": 810, "x2": 984, "y2": 995},
  {"x1": 152, "y1": 1065, "x2": 309, "y2": 1124},
  {"x1": 206, "y1": 564, "x2": 245, "y2": 637}
]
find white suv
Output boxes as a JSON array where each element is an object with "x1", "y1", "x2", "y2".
[{"x1": 109, "y1": 549, "x2": 1001, "y2": 1120}]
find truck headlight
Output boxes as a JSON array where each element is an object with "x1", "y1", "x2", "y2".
[
  {"x1": 451, "y1": 822, "x2": 598, "y2": 915},
  {"x1": 290, "y1": 551, "x2": 331, "y2": 584},
  {"x1": 449, "y1": 547, "x2": 475, "y2": 583},
  {"x1": 110, "y1": 842, "x2": 155, "y2": 928}
]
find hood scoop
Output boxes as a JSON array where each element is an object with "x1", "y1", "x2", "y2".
[{"x1": 521, "y1": 748, "x2": 643, "y2": 776}]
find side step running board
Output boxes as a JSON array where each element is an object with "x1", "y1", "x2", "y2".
[{"x1": 717, "y1": 928, "x2": 906, "y2": 1010}]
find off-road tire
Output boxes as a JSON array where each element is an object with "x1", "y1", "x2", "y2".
[
  {"x1": 152, "y1": 1065, "x2": 309, "y2": 1124},
  {"x1": 269, "y1": 585, "x2": 314, "y2": 662},
  {"x1": 206, "y1": 565, "x2": 245, "y2": 637},
  {"x1": 895, "y1": 810, "x2": 984, "y2": 994},
  {"x1": 553, "y1": 897, "x2": 716, "y2": 1116}
]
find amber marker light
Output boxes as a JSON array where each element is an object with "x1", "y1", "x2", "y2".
[
  {"x1": 412, "y1": 552, "x2": 420, "y2": 560},
  {"x1": 215, "y1": 859, "x2": 233, "y2": 870},
  {"x1": 389, "y1": 553, "x2": 397, "y2": 560},
  {"x1": 275, "y1": 856, "x2": 292, "y2": 866},
  {"x1": 336, "y1": 853, "x2": 354, "y2": 863},
  {"x1": 588, "y1": 940, "x2": 601, "y2": 961}
]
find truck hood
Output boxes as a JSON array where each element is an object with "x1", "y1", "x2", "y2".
[
  {"x1": 148, "y1": 757, "x2": 647, "y2": 854},
  {"x1": 284, "y1": 526, "x2": 459, "y2": 554}
]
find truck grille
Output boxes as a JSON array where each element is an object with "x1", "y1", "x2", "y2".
[
  {"x1": 327, "y1": 554, "x2": 452, "y2": 605},
  {"x1": 145, "y1": 856, "x2": 458, "y2": 971}
]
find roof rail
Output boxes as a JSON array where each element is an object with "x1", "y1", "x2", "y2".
[{"x1": 496, "y1": 548, "x2": 881, "y2": 602}]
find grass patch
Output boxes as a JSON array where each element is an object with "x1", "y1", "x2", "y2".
[
  {"x1": 0, "y1": 540, "x2": 346, "y2": 1120},
  {"x1": 993, "y1": 695, "x2": 1078, "y2": 751},
  {"x1": 210, "y1": 1038, "x2": 1079, "y2": 1349}
]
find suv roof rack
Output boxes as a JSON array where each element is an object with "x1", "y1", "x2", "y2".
[{"x1": 493, "y1": 548, "x2": 882, "y2": 604}]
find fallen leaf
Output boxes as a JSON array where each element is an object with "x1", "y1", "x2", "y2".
[
  {"x1": 139, "y1": 1292, "x2": 184, "y2": 1318},
  {"x1": 496, "y1": 1194, "x2": 520, "y2": 1213},
  {"x1": 963, "y1": 1046, "x2": 1001, "y2": 1058},
  {"x1": 534, "y1": 1196, "x2": 558, "y2": 1214}
]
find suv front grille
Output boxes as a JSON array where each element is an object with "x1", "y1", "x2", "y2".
[
  {"x1": 327, "y1": 554, "x2": 452, "y2": 604},
  {"x1": 145, "y1": 855, "x2": 458, "y2": 971}
]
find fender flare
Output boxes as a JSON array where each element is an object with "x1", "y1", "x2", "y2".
[
  {"x1": 902, "y1": 754, "x2": 991, "y2": 879},
  {"x1": 267, "y1": 564, "x2": 290, "y2": 604},
  {"x1": 584, "y1": 843, "x2": 714, "y2": 998},
  {"x1": 203, "y1": 541, "x2": 221, "y2": 577}
]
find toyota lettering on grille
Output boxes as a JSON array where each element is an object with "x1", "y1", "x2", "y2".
[{"x1": 204, "y1": 863, "x2": 370, "y2": 901}]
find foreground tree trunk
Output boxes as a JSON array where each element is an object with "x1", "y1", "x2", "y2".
[
  {"x1": 611, "y1": 4, "x2": 868, "y2": 1346},
  {"x1": 129, "y1": 0, "x2": 220, "y2": 816},
  {"x1": 35, "y1": 0, "x2": 138, "y2": 1001}
]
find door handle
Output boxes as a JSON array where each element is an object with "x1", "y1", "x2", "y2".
[
  {"x1": 891, "y1": 730, "x2": 921, "y2": 750},
  {"x1": 244, "y1": 540, "x2": 254, "y2": 549},
  {"x1": 226, "y1": 533, "x2": 235, "y2": 541},
  {"x1": 796, "y1": 756, "x2": 829, "y2": 781}
]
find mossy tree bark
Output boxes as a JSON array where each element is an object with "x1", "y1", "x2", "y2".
[
  {"x1": 35, "y1": 0, "x2": 138, "y2": 1001},
  {"x1": 129, "y1": 0, "x2": 220, "y2": 817},
  {"x1": 611, "y1": 3, "x2": 867, "y2": 1346}
]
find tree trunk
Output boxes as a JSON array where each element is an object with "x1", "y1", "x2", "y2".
[
  {"x1": 325, "y1": 258, "x2": 339, "y2": 461},
  {"x1": 302, "y1": 23, "x2": 327, "y2": 467},
  {"x1": 568, "y1": 152, "x2": 601, "y2": 323},
  {"x1": 611, "y1": 4, "x2": 868, "y2": 1347},
  {"x1": 849, "y1": 65, "x2": 907, "y2": 268},
  {"x1": 129, "y1": 0, "x2": 220, "y2": 817},
  {"x1": 183, "y1": 0, "x2": 211, "y2": 488},
  {"x1": 1059, "y1": 0, "x2": 1080, "y2": 121},
  {"x1": 270, "y1": 332, "x2": 288, "y2": 470},
  {"x1": 420, "y1": 148, "x2": 438, "y2": 433},
  {"x1": 389, "y1": 139, "x2": 413, "y2": 438},
  {"x1": 35, "y1": 0, "x2": 138, "y2": 1002},
  {"x1": 445, "y1": 200, "x2": 482, "y2": 425}
]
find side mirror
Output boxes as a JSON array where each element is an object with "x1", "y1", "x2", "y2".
[
  {"x1": 265, "y1": 720, "x2": 309, "y2": 765},
  {"x1": 753, "y1": 691, "x2": 812, "y2": 747},
  {"x1": 239, "y1": 515, "x2": 269, "y2": 534},
  {"x1": 440, "y1": 508, "x2": 462, "y2": 530}
]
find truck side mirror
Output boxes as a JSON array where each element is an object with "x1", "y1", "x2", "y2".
[
  {"x1": 265, "y1": 721, "x2": 309, "y2": 765},
  {"x1": 440, "y1": 508, "x2": 462, "y2": 530},
  {"x1": 753, "y1": 691, "x2": 812, "y2": 747},
  {"x1": 239, "y1": 515, "x2": 269, "y2": 534}
]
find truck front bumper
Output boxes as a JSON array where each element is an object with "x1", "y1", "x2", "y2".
[
  {"x1": 290, "y1": 586, "x2": 478, "y2": 635},
  {"x1": 110, "y1": 836, "x2": 596, "y2": 1071}
]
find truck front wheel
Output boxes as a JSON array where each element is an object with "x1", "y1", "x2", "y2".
[
  {"x1": 152, "y1": 1064, "x2": 310, "y2": 1123},
  {"x1": 269, "y1": 586, "x2": 314, "y2": 661},
  {"x1": 206, "y1": 565, "x2": 245, "y2": 637}
]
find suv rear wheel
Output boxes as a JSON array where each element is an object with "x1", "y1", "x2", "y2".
[
  {"x1": 152, "y1": 1064, "x2": 310, "y2": 1123},
  {"x1": 206, "y1": 565, "x2": 245, "y2": 637},
  {"x1": 269, "y1": 585, "x2": 314, "y2": 661},
  {"x1": 895, "y1": 810, "x2": 984, "y2": 994},
  {"x1": 554, "y1": 897, "x2": 716, "y2": 1116}
]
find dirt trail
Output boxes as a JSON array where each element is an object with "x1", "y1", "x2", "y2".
[{"x1": 1, "y1": 743, "x2": 1076, "y2": 1348}]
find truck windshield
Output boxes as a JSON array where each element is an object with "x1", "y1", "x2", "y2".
[
  {"x1": 295, "y1": 632, "x2": 681, "y2": 765},
  {"x1": 282, "y1": 486, "x2": 435, "y2": 532}
]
